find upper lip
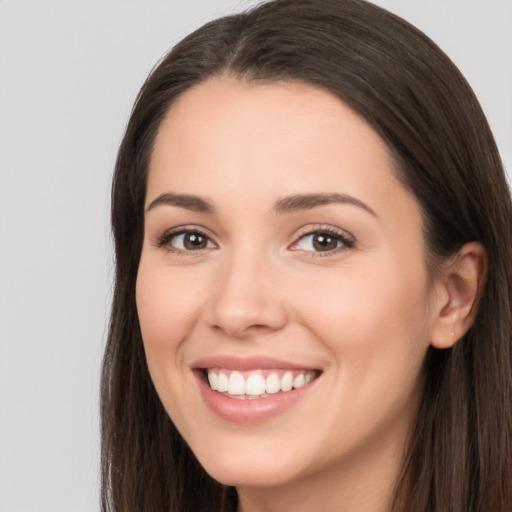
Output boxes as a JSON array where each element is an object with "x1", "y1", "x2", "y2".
[{"x1": 192, "y1": 355, "x2": 320, "y2": 372}]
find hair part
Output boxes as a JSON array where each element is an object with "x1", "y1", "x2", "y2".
[{"x1": 102, "y1": 1, "x2": 512, "y2": 510}]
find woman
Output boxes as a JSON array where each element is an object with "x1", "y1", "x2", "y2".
[{"x1": 101, "y1": 0, "x2": 512, "y2": 511}]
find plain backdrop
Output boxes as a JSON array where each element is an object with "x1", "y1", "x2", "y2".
[{"x1": 0, "y1": 1, "x2": 510, "y2": 511}]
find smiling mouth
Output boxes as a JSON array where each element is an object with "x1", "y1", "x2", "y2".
[{"x1": 203, "y1": 368, "x2": 320, "y2": 400}]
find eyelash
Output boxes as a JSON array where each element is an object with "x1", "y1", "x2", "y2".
[
  {"x1": 289, "y1": 226, "x2": 355, "y2": 256},
  {"x1": 156, "y1": 227, "x2": 216, "y2": 254},
  {"x1": 155, "y1": 225, "x2": 355, "y2": 256}
]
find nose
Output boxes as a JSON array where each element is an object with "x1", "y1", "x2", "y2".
[{"x1": 205, "y1": 250, "x2": 288, "y2": 338}]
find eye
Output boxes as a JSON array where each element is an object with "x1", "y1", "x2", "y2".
[
  {"x1": 158, "y1": 229, "x2": 216, "y2": 252},
  {"x1": 291, "y1": 229, "x2": 354, "y2": 254}
]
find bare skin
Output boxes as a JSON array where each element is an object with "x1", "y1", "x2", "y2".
[{"x1": 136, "y1": 78, "x2": 486, "y2": 512}]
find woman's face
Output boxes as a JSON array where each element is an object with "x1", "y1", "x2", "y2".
[{"x1": 136, "y1": 78, "x2": 442, "y2": 490}]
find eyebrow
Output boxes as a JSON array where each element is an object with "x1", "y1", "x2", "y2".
[
  {"x1": 145, "y1": 191, "x2": 377, "y2": 218},
  {"x1": 273, "y1": 193, "x2": 377, "y2": 217},
  {"x1": 145, "y1": 193, "x2": 215, "y2": 214}
]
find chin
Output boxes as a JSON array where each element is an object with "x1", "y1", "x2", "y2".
[
  {"x1": 206, "y1": 462, "x2": 302, "y2": 488},
  {"x1": 192, "y1": 439, "x2": 308, "y2": 488}
]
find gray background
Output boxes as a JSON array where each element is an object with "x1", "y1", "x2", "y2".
[{"x1": 1, "y1": 1, "x2": 510, "y2": 511}]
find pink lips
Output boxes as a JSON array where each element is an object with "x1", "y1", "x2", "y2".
[
  {"x1": 193, "y1": 355, "x2": 319, "y2": 372},
  {"x1": 192, "y1": 356, "x2": 320, "y2": 424}
]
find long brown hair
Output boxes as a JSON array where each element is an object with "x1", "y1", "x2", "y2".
[{"x1": 101, "y1": 1, "x2": 512, "y2": 510}]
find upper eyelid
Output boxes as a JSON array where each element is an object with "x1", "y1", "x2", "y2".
[
  {"x1": 291, "y1": 224, "x2": 355, "y2": 242},
  {"x1": 158, "y1": 224, "x2": 215, "y2": 238},
  {"x1": 154, "y1": 225, "x2": 217, "y2": 248}
]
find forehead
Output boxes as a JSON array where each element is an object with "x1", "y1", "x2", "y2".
[
  {"x1": 151, "y1": 78, "x2": 390, "y2": 171},
  {"x1": 147, "y1": 78, "x2": 418, "y2": 225}
]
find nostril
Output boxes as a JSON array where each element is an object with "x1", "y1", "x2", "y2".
[
  {"x1": 211, "y1": 322, "x2": 275, "y2": 338},
  {"x1": 248, "y1": 324, "x2": 272, "y2": 331}
]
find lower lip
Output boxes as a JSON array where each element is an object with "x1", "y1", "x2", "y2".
[{"x1": 195, "y1": 371, "x2": 317, "y2": 424}]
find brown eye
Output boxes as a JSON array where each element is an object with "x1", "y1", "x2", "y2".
[
  {"x1": 183, "y1": 232, "x2": 208, "y2": 250},
  {"x1": 312, "y1": 233, "x2": 339, "y2": 251},
  {"x1": 293, "y1": 229, "x2": 354, "y2": 254},
  {"x1": 160, "y1": 230, "x2": 215, "y2": 252}
]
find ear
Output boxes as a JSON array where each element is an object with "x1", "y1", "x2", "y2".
[{"x1": 429, "y1": 242, "x2": 487, "y2": 349}]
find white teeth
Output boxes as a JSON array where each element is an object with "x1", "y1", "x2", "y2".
[
  {"x1": 217, "y1": 372, "x2": 229, "y2": 392},
  {"x1": 228, "y1": 371, "x2": 245, "y2": 395},
  {"x1": 281, "y1": 372, "x2": 293, "y2": 392},
  {"x1": 206, "y1": 369, "x2": 318, "y2": 398},
  {"x1": 265, "y1": 373, "x2": 281, "y2": 394},
  {"x1": 208, "y1": 371, "x2": 218, "y2": 391},
  {"x1": 245, "y1": 374, "x2": 266, "y2": 395},
  {"x1": 293, "y1": 373, "x2": 305, "y2": 389}
]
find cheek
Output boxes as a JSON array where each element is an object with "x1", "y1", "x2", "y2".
[
  {"x1": 297, "y1": 260, "x2": 430, "y2": 334},
  {"x1": 135, "y1": 259, "x2": 211, "y2": 429},
  {"x1": 135, "y1": 261, "x2": 204, "y2": 360},
  {"x1": 292, "y1": 258, "x2": 432, "y2": 393},
  {"x1": 302, "y1": 267, "x2": 431, "y2": 447}
]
